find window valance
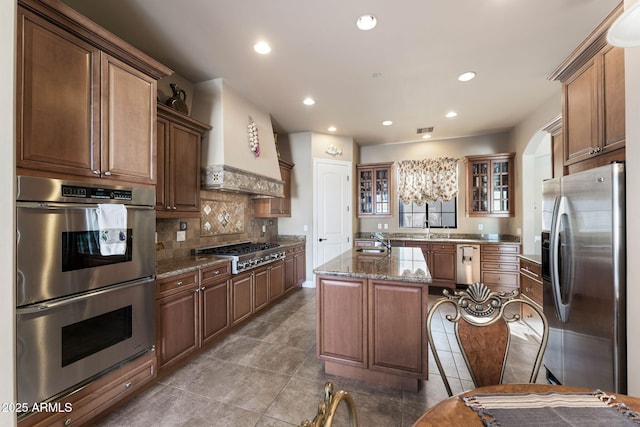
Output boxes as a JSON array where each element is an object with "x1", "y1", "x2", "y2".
[{"x1": 397, "y1": 157, "x2": 458, "y2": 205}]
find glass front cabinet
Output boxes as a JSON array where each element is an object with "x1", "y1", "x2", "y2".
[
  {"x1": 463, "y1": 153, "x2": 515, "y2": 217},
  {"x1": 357, "y1": 162, "x2": 393, "y2": 217}
]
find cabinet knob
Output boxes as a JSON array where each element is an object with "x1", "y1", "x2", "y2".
[
  {"x1": 172, "y1": 206, "x2": 177, "y2": 210},
  {"x1": 589, "y1": 147, "x2": 596, "y2": 155},
  {"x1": 92, "y1": 170, "x2": 100, "y2": 175},
  {"x1": 213, "y1": 270, "x2": 219, "y2": 275},
  {"x1": 64, "y1": 418, "x2": 73, "y2": 426},
  {"x1": 595, "y1": 146, "x2": 602, "y2": 153},
  {"x1": 166, "y1": 206, "x2": 172, "y2": 210},
  {"x1": 124, "y1": 382, "x2": 132, "y2": 389},
  {"x1": 104, "y1": 171, "x2": 112, "y2": 176},
  {"x1": 176, "y1": 281, "x2": 183, "y2": 286}
]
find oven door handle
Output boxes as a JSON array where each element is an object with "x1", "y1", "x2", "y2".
[
  {"x1": 16, "y1": 277, "x2": 154, "y2": 315},
  {"x1": 17, "y1": 202, "x2": 153, "y2": 210}
]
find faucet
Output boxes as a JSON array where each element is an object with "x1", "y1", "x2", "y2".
[
  {"x1": 424, "y1": 219, "x2": 431, "y2": 239},
  {"x1": 370, "y1": 232, "x2": 392, "y2": 253},
  {"x1": 444, "y1": 225, "x2": 450, "y2": 239}
]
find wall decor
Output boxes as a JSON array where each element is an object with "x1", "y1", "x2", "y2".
[
  {"x1": 326, "y1": 144, "x2": 342, "y2": 156},
  {"x1": 200, "y1": 199, "x2": 245, "y2": 235},
  {"x1": 165, "y1": 83, "x2": 189, "y2": 115},
  {"x1": 248, "y1": 116, "x2": 260, "y2": 157}
]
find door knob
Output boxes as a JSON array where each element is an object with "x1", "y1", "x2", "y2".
[{"x1": 319, "y1": 238, "x2": 327, "y2": 242}]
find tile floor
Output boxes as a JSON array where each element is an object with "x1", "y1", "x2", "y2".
[{"x1": 94, "y1": 287, "x2": 544, "y2": 427}]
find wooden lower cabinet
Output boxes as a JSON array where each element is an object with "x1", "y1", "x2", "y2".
[
  {"x1": 232, "y1": 260, "x2": 286, "y2": 324},
  {"x1": 316, "y1": 275, "x2": 428, "y2": 390},
  {"x1": 156, "y1": 263, "x2": 231, "y2": 369},
  {"x1": 269, "y1": 260, "x2": 285, "y2": 301},
  {"x1": 231, "y1": 271, "x2": 253, "y2": 325},
  {"x1": 405, "y1": 242, "x2": 456, "y2": 287},
  {"x1": 519, "y1": 257, "x2": 544, "y2": 335},
  {"x1": 18, "y1": 351, "x2": 156, "y2": 427},
  {"x1": 480, "y1": 244, "x2": 520, "y2": 292},
  {"x1": 284, "y1": 243, "x2": 306, "y2": 290}
]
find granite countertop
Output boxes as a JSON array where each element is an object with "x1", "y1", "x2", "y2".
[
  {"x1": 354, "y1": 232, "x2": 521, "y2": 244},
  {"x1": 313, "y1": 247, "x2": 431, "y2": 283},
  {"x1": 519, "y1": 254, "x2": 542, "y2": 264},
  {"x1": 156, "y1": 237, "x2": 306, "y2": 279},
  {"x1": 156, "y1": 255, "x2": 229, "y2": 279}
]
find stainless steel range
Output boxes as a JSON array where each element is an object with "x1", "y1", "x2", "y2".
[{"x1": 195, "y1": 241, "x2": 285, "y2": 274}]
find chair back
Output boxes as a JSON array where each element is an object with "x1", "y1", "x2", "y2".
[
  {"x1": 300, "y1": 381, "x2": 359, "y2": 427},
  {"x1": 426, "y1": 282, "x2": 548, "y2": 396}
]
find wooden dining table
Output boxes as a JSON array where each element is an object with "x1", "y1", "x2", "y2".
[{"x1": 412, "y1": 384, "x2": 640, "y2": 426}]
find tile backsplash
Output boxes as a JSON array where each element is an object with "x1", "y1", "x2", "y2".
[{"x1": 155, "y1": 189, "x2": 278, "y2": 261}]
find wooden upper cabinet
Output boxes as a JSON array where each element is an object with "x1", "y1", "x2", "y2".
[
  {"x1": 357, "y1": 162, "x2": 393, "y2": 217},
  {"x1": 550, "y1": 4, "x2": 625, "y2": 175},
  {"x1": 254, "y1": 159, "x2": 294, "y2": 218},
  {"x1": 463, "y1": 153, "x2": 515, "y2": 218},
  {"x1": 102, "y1": 55, "x2": 157, "y2": 184},
  {"x1": 156, "y1": 104, "x2": 211, "y2": 217},
  {"x1": 16, "y1": 0, "x2": 172, "y2": 186}
]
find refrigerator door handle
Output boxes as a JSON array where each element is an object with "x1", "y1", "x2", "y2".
[{"x1": 550, "y1": 195, "x2": 571, "y2": 323}]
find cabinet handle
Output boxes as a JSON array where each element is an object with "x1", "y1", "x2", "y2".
[
  {"x1": 212, "y1": 270, "x2": 220, "y2": 275},
  {"x1": 201, "y1": 286, "x2": 206, "y2": 291},
  {"x1": 124, "y1": 382, "x2": 132, "y2": 389},
  {"x1": 595, "y1": 146, "x2": 602, "y2": 153},
  {"x1": 104, "y1": 171, "x2": 112, "y2": 176},
  {"x1": 166, "y1": 206, "x2": 172, "y2": 210},
  {"x1": 92, "y1": 170, "x2": 100, "y2": 175},
  {"x1": 172, "y1": 206, "x2": 177, "y2": 210},
  {"x1": 64, "y1": 418, "x2": 73, "y2": 426},
  {"x1": 176, "y1": 281, "x2": 183, "y2": 286}
]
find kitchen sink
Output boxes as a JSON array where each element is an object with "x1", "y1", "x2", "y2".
[{"x1": 356, "y1": 248, "x2": 386, "y2": 254}]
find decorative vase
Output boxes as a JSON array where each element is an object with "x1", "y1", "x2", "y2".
[{"x1": 165, "y1": 83, "x2": 188, "y2": 114}]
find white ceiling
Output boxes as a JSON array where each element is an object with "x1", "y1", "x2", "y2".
[{"x1": 62, "y1": 0, "x2": 620, "y2": 146}]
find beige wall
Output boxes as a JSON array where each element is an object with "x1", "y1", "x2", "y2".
[{"x1": 357, "y1": 132, "x2": 514, "y2": 235}]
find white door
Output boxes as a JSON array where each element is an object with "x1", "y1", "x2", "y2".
[{"x1": 313, "y1": 159, "x2": 352, "y2": 273}]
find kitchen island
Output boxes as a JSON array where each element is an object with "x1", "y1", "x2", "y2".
[{"x1": 314, "y1": 247, "x2": 430, "y2": 391}]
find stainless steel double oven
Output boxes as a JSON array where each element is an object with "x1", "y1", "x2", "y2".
[{"x1": 16, "y1": 176, "x2": 156, "y2": 407}]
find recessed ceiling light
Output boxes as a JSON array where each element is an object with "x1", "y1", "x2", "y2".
[
  {"x1": 372, "y1": 72, "x2": 382, "y2": 78},
  {"x1": 445, "y1": 111, "x2": 458, "y2": 118},
  {"x1": 253, "y1": 41, "x2": 271, "y2": 55},
  {"x1": 328, "y1": 126, "x2": 337, "y2": 132},
  {"x1": 382, "y1": 120, "x2": 392, "y2": 126},
  {"x1": 303, "y1": 97, "x2": 316, "y2": 106},
  {"x1": 356, "y1": 15, "x2": 377, "y2": 31},
  {"x1": 422, "y1": 134, "x2": 432, "y2": 139},
  {"x1": 458, "y1": 71, "x2": 476, "y2": 82}
]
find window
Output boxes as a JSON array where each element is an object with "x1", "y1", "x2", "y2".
[{"x1": 399, "y1": 198, "x2": 457, "y2": 228}]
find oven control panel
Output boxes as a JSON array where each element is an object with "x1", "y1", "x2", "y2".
[{"x1": 62, "y1": 184, "x2": 133, "y2": 201}]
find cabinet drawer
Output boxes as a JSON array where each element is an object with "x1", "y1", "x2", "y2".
[
  {"x1": 520, "y1": 275, "x2": 543, "y2": 305},
  {"x1": 354, "y1": 239, "x2": 375, "y2": 247},
  {"x1": 157, "y1": 271, "x2": 199, "y2": 298},
  {"x1": 481, "y1": 253, "x2": 520, "y2": 264},
  {"x1": 430, "y1": 243, "x2": 456, "y2": 252},
  {"x1": 520, "y1": 258, "x2": 542, "y2": 280},
  {"x1": 200, "y1": 262, "x2": 231, "y2": 283},
  {"x1": 482, "y1": 244, "x2": 520, "y2": 254},
  {"x1": 521, "y1": 300, "x2": 544, "y2": 337},
  {"x1": 481, "y1": 262, "x2": 519, "y2": 272},
  {"x1": 481, "y1": 271, "x2": 519, "y2": 287}
]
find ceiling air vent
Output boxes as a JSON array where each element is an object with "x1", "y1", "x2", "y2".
[{"x1": 417, "y1": 127, "x2": 434, "y2": 134}]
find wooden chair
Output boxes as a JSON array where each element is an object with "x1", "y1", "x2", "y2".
[
  {"x1": 426, "y1": 282, "x2": 549, "y2": 397},
  {"x1": 300, "y1": 381, "x2": 359, "y2": 427}
]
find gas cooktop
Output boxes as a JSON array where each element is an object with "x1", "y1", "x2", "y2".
[{"x1": 194, "y1": 241, "x2": 284, "y2": 274}]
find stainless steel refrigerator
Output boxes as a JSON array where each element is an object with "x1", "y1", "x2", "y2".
[{"x1": 541, "y1": 162, "x2": 626, "y2": 393}]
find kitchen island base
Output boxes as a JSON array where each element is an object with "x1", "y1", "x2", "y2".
[{"x1": 314, "y1": 247, "x2": 431, "y2": 392}]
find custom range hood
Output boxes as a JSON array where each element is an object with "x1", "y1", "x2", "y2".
[{"x1": 191, "y1": 78, "x2": 284, "y2": 198}]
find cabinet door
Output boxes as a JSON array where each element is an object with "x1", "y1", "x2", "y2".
[
  {"x1": 254, "y1": 267, "x2": 269, "y2": 312},
  {"x1": 563, "y1": 57, "x2": 598, "y2": 165},
  {"x1": 101, "y1": 54, "x2": 157, "y2": 184},
  {"x1": 201, "y1": 278, "x2": 230, "y2": 345},
  {"x1": 156, "y1": 116, "x2": 169, "y2": 210},
  {"x1": 284, "y1": 255, "x2": 295, "y2": 291},
  {"x1": 468, "y1": 161, "x2": 490, "y2": 214},
  {"x1": 17, "y1": 8, "x2": 100, "y2": 177},
  {"x1": 317, "y1": 277, "x2": 367, "y2": 367},
  {"x1": 601, "y1": 45, "x2": 625, "y2": 153},
  {"x1": 231, "y1": 272, "x2": 253, "y2": 324},
  {"x1": 430, "y1": 244, "x2": 456, "y2": 285},
  {"x1": 295, "y1": 248, "x2": 306, "y2": 286},
  {"x1": 369, "y1": 281, "x2": 426, "y2": 376},
  {"x1": 169, "y1": 122, "x2": 201, "y2": 212},
  {"x1": 156, "y1": 285, "x2": 199, "y2": 368},
  {"x1": 269, "y1": 261, "x2": 285, "y2": 301}
]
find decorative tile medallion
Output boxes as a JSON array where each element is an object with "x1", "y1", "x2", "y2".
[{"x1": 201, "y1": 199, "x2": 245, "y2": 236}]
